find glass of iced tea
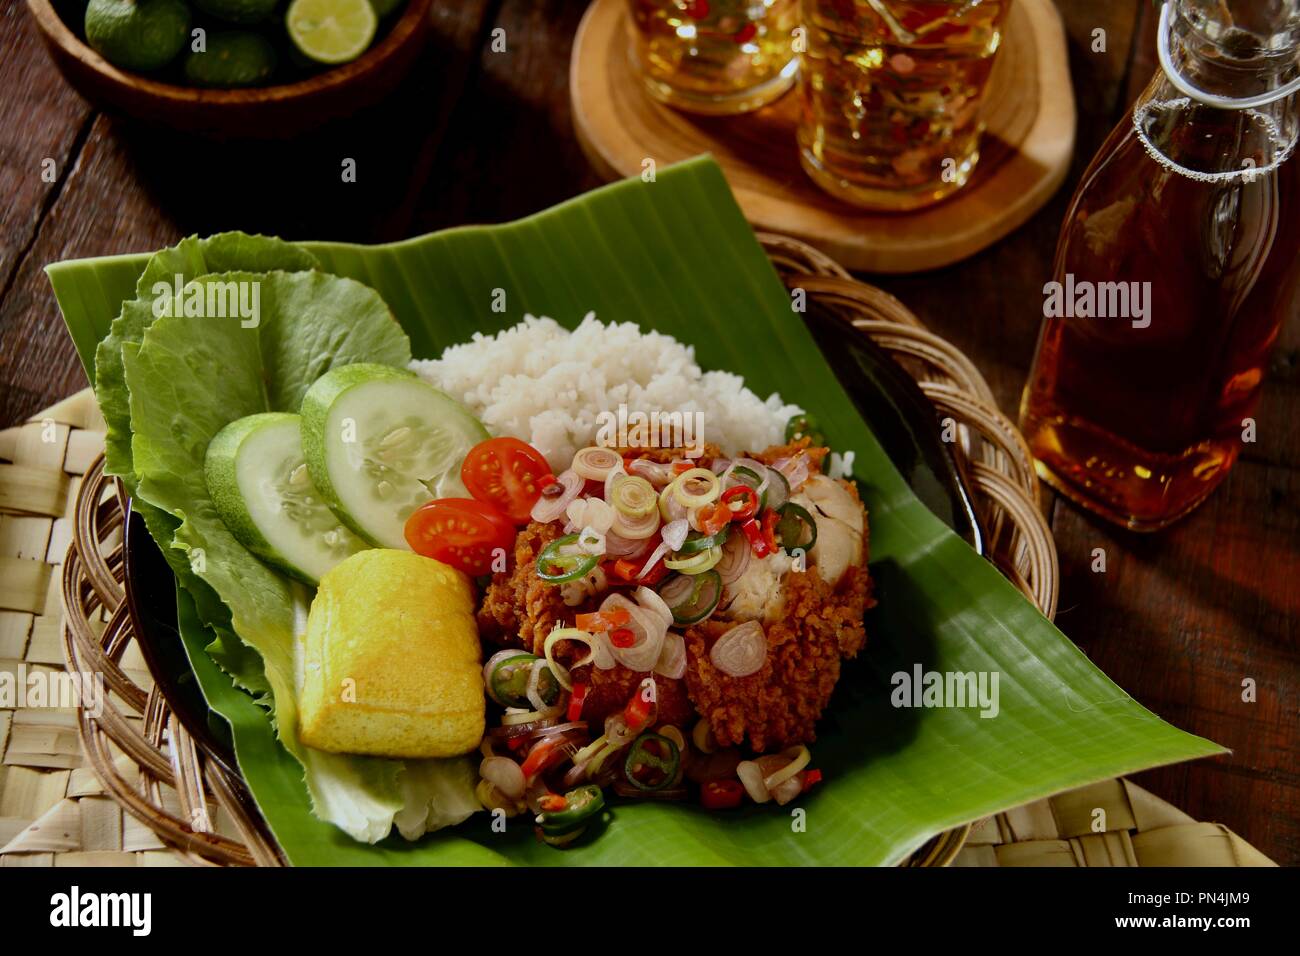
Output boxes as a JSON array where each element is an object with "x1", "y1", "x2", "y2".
[
  {"x1": 626, "y1": 0, "x2": 801, "y2": 115},
  {"x1": 797, "y1": 0, "x2": 1011, "y2": 210}
]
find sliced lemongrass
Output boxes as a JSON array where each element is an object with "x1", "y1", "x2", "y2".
[
  {"x1": 573, "y1": 446, "x2": 622, "y2": 480},
  {"x1": 673, "y1": 468, "x2": 720, "y2": 508}
]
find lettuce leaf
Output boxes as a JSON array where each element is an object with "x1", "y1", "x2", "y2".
[
  {"x1": 95, "y1": 232, "x2": 319, "y2": 487},
  {"x1": 95, "y1": 234, "x2": 320, "y2": 699},
  {"x1": 119, "y1": 263, "x2": 480, "y2": 843}
]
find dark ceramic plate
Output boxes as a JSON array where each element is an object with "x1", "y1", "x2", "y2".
[{"x1": 123, "y1": 301, "x2": 985, "y2": 773}]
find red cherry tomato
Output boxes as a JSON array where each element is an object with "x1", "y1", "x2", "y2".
[
  {"x1": 404, "y1": 498, "x2": 515, "y2": 576},
  {"x1": 460, "y1": 437, "x2": 553, "y2": 525}
]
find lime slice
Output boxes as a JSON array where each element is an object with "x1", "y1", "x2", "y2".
[{"x1": 286, "y1": 0, "x2": 378, "y2": 65}]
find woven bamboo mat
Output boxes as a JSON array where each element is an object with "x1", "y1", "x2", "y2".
[{"x1": 0, "y1": 389, "x2": 1276, "y2": 867}]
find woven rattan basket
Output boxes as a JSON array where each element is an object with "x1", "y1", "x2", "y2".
[{"x1": 51, "y1": 235, "x2": 1059, "y2": 867}]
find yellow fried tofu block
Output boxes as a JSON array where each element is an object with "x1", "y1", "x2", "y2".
[{"x1": 299, "y1": 549, "x2": 485, "y2": 758}]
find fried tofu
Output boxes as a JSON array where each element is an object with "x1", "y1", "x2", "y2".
[{"x1": 299, "y1": 549, "x2": 485, "y2": 759}]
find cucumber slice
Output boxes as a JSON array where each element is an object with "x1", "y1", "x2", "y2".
[
  {"x1": 205, "y1": 412, "x2": 366, "y2": 585},
  {"x1": 300, "y1": 363, "x2": 489, "y2": 549}
]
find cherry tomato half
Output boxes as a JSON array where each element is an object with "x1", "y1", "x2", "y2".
[
  {"x1": 404, "y1": 497, "x2": 516, "y2": 576},
  {"x1": 461, "y1": 437, "x2": 553, "y2": 525}
]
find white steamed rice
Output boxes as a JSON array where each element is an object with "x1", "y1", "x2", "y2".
[{"x1": 410, "y1": 313, "x2": 802, "y2": 471}]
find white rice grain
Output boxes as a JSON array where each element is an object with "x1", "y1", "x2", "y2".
[{"x1": 410, "y1": 313, "x2": 802, "y2": 470}]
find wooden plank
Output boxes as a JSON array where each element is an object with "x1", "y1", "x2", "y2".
[
  {"x1": 0, "y1": 112, "x2": 182, "y2": 429},
  {"x1": 0, "y1": 6, "x2": 94, "y2": 291},
  {"x1": 1048, "y1": 457, "x2": 1300, "y2": 864},
  {"x1": 410, "y1": 0, "x2": 604, "y2": 234}
]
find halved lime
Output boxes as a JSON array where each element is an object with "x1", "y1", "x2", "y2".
[{"x1": 286, "y1": 0, "x2": 378, "y2": 66}]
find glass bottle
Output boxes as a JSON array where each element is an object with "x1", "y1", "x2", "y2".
[{"x1": 1019, "y1": 0, "x2": 1300, "y2": 531}]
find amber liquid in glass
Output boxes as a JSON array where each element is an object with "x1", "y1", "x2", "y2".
[
  {"x1": 798, "y1": 0, "x2": 1010, "y2": 210},
  {"x1": 628, "y1": 0, "x2": 800, "y2": 115},
  {"x1": 1020, "y1": 91, "x2": 1300, "y2": 530}
]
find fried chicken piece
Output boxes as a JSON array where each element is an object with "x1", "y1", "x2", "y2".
[
  {"x1": 683, "y1": 560, "x2": 873, "y2": 753},
  {"x1": 568, "y1": 663, "x2": 696, "y2": 729},
  {"x1": 747, "y1": 437, "x2": 830, "y2": 473},
  {"x1": 476, "y1": 520, "x2": 694, "y2": 728},
  {"x1": 476, "y1": 521, "x2": 573, "y2": 653},
  {"x1": 613, "y1": 443, "x2": 724, "y2": 463}
]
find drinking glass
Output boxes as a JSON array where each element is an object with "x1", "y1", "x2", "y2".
[
  {"x1": 626, "y1": 0, "x2": 801, "y2": 115},
  {"x1": 797, "y1": 0, "x2": 1012, "y2": 210}
]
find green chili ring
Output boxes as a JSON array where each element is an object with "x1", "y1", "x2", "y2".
[
  {"x1": 776, "y1": 501, "x2": 818, "y2": 556},
  {"x1": 536, "y1": 533, "x2": 600, "y2": 583},
  {"x1": 676, "y1": 526, "x2": 731, "y2": 555},
  {"x1": 624, "y1": 732, "x2": 681, "y2": 791},
  {"x1": 785, "y1": 413, "x2": 827, "y2": 447},
  {"x1": 538, "y1": 784, "x2": 606, "y2": 835}
]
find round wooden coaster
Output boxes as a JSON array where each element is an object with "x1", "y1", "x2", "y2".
[{"x1": 570, "y1": 0, "x2": 1076, "y2": 274}]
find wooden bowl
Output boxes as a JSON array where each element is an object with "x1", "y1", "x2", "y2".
[{"x1": 26, "y1": 0, "x2": 433, "y2": 138}]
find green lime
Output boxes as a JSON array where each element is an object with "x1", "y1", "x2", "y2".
[
  {"x1": 285, "y1": 0, "x2": 377, "y2": 65},
  {"x1": 368, "y1": 0, "x2": 403, "y2": 17},
  {"x1": 193, "y1": 0, "x2": 280, "y2": 25},
  {"x1": 84, "y1": 0, "x2": 190, "y2": 72},
  {"x1": 184, "y1": 31, "x2": 278, "y2": 87}
]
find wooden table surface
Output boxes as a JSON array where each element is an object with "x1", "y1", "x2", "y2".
[{"x1": 1, "y1": 1, "x2": 1295, "y2": 863}]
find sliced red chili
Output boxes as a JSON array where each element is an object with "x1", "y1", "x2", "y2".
[
  {"x1": 567, "y1": 683, "x2": 589, "y2": 723},
  {"x1": 623, "y1": 678, "x2": 656, "y2": 732},
  {"x1": 575, "y1": 608, "x2": 630, "y2": 632},
  {"x1": 701, "y1": 779, "x2": 745, "y2": 809},
  {"x1": 538, "y1": 793, "x2": 568, "y2": 812},
  {"x1": 722, "y1": 485, "x2": 759, "y2": 521},
  {"x1": 761, "y1": 509, "x2": 780, "y2": 552},
  {"x1": 801, "y1": 769, "x2": 823, "y2": 793},
  {"x1": 609, "y1": 627, "x2": 635, "y2": 649},
  {"x1": 696, "y1": 501, "x2": 731, "y2": 535},
  {"x1": 740, "y1": 517, "x2": 773, "y2": 558}
]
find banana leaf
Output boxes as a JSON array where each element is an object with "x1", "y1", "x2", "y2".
[{"x1": 46, "y1": 157, "x2": 1225, "y2": 866}]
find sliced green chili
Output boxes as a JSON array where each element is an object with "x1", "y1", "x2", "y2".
[
  {"x1": 776, "y1": 501, "x2": 818, "y2": 556},
  {"x1": 784, "y1": 413, "x2": 826, "y2": 447},
  {"x1": 537, "y1": 784, "x2": 605, "y2": 836},
  {"x1": 536, "y1": 533, "x2": 599, "y2": 583},
  {"x1": 491, "y1": 653, "x2": 559, "y2": 708},
  {"x1": 624, "y1": 732, "x2": 681, "y2": 791}
]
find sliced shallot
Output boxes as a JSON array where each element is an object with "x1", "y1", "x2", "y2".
[
  {"x1": 772, "y1": 455, "x2": 810, "y2": 491},
  {"x1": 709, "y1": 620, "x2": 767, "y2": 677},
  {"x1": 635, "y1": 585, "x2": 674, "y2": 629},
  {"x1": 531, "y1": 469, "x2": 583, "y2": 523},
  {"x1": 637, "y1": 540, "x2": 671, "y2": 579},
  {"x1": 654, "y1": 632, "x2": 687, "y2": 680},
  {"x1": 714, "y1": 527, "x2": 751, "y2": 585},
  {"x1": 479, "y1": 756, "x2": 525, "y2": 800},
  {"x1": 600, "y1": 593, "x2": 666, "y2": 672},
  {"x1": 661, "y1": 517, "x2": 689, "y2": 552},
  {"x1": 604, "y1": 530, "x2": 649, "y2": 558},
  {"x1": 629, "y1": 458, "x2": 674, "y2": 487},
  {"x1": 737, "y1": 760, "x2": 770, "y2": 804}
]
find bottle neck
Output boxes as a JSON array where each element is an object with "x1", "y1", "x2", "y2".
[
  {"x1": 1169, "y1": 0, "x2": 1300, "y2": 105},
  {"x1": 1134, "y1": 2, "x2": 1300, "y2": 181}
]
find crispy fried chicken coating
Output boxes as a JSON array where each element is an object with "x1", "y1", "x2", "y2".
[{"x1": 683, "y1": 562, "x2": 872, "y2": 753}]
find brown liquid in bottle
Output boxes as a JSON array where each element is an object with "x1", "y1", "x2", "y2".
[{"x1": 1020, "y1": 80, "x2": 1300, "y2": 530}]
